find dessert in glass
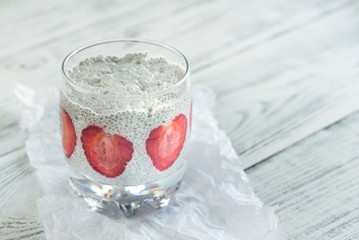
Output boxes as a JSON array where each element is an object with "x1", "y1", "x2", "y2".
[{"x1": 60, "y1": 39, "x2": 191, "y2": 216}]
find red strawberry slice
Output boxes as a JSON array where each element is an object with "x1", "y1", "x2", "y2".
[
  {"x1": 81, "y1": 125, "x2": 134, "y2": 178},
  {"x1": 190, "y1": 101, "x2": 192, "y2": 132},
  {"x1": 146, "y1": 114, "x2": 187, "y2": 171},
  {"x1": 60, "y1": 107, "x2": 77, "y2": 158}
]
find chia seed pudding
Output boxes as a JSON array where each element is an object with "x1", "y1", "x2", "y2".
[{"x1": 60, "y1": 53, "x2": 191, "y2": 186}]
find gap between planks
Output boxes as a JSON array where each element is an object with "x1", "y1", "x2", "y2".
[
  {"x1": 209, "y1": 3, "x2": 359, "y2": 169},
  {"x1": 244, "y1": 108, "x2": 359, "y2": 171},
  {"x1": 245, "y1": 107, "x2": 359, "y2": 239}
]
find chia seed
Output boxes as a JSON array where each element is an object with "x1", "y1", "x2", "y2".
[{"x1": 60, "y1": 53, "x2": 191, "y2": 185}]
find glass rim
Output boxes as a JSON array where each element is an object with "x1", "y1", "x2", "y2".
[{"x1": 61, "y1": 38, "x2": 190, "y2": 99}]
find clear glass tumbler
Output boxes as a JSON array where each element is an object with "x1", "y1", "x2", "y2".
[{"x1": 60, "y1": 39, "x2": 191, "y2": 216}]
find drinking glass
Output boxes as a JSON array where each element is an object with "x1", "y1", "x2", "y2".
[{"x1": 60, "y1": 39, "x2": 191, "y2": 216}]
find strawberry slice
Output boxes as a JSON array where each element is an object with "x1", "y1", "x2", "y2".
[
  {"x1": 81, "y1": 125, "x2": 134, "y2": 178},
  {"x1": 190, "y1": 101, "x2": 192, "y2": 132},
  {"x1": 146, "y1": 114, "x2": 187, "y2": 171},
  {"x1": 60, "y1": 107, "x2": 77, "y2": 158}
]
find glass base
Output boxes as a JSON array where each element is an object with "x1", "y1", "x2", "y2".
[{"x1": 68, "y1": 166, "x2": 185, "y2": 217}]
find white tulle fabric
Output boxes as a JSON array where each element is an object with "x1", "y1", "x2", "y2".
[{"x1": 16, "y1": 83, "x2": 277, "y2": 240}]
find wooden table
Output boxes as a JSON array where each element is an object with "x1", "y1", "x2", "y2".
[{"x1": 1, "y1": 0, "x2": 359, "y2": 239}]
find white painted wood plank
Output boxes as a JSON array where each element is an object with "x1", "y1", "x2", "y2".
[
  {"x1": 0, "y1": 150, "x2": 44, "y2": 239},
  {"x1": 199, "y1": 3, "x2": 359, "y2": 168},
  {"x1": 0, "y1": 0, "x2": 353, "y2": 71},
  {"x1": 246, "y1": 111, "x2": 359, "y2": 239},
  {"x1": 0, "y1": 94, "x2": 28, "y2": 157},
  {"x1": 0, "y1": 216, "x2": 44, "y2": 240}
]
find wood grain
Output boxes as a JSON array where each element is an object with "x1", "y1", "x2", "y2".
[
  {"x1": 246, "y1": 111, "x2": 359, "y2": 239},
  {"x1": 0, "y1": 94, "x2": 27, "y2": 157},
  {"x1": 1, "y1": 0, "x2": 354, "y2": 73},
  {"x1": 0, "y1": 216, "x2": 44, "y2": 240},
  {"x1": 0, "y1": 150, "x2": 44, "y2": 239},
  {"x1": 204, "y1": 3, "x2": 359, "y2": 168}
]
